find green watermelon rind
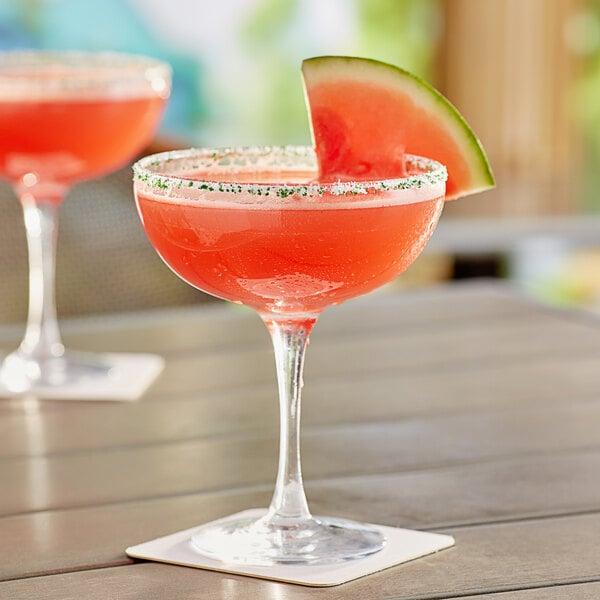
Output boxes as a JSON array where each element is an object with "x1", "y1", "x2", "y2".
[{"x1": 302, "y1": 56, "x2": 495, "y2": 200}]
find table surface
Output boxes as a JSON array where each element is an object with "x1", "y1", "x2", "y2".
[{"x1": 2, "y1": 280, "x2": 600, "y2": 599}]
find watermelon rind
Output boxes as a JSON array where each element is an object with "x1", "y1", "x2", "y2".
[{"x1": 302, "y1": 56, "x2": 495, "y2": 200}]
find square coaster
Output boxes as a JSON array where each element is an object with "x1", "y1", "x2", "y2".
[
  {"x1": 126, "y1": 509, "x2": 455, "y2": 587},
  {"x1": 0, "y1": 352, "x2": 164, "y2": 401}
]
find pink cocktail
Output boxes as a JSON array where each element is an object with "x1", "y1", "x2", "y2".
[
  {"x1": 0, "y1": 51, "x2": 171, "y2": 397},
  {"x1": 133, "y1": 146, "x2": 446, "y2": 565},
  {"x1": 137, "y1": 166, "x2": 442, "y2": 317}
]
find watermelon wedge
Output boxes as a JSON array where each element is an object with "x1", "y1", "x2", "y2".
[{"x1": 302, "y1": 56, "x2": 494, "y2": 200}]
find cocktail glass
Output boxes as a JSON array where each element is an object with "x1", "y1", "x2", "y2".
[
  {"x1": 0, "y1": 51, "x2": 171, "y2": 399},
  {"x1": 133, "y1": 146, "x2": 447, "y2": 565}
]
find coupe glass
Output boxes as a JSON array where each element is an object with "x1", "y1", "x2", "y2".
[
  {"x1": 133, "y1": 146, "x2": 447, "y2": 565},
  {"x1": 0, "y1": 51, "x2": 171, "y2": 398}
]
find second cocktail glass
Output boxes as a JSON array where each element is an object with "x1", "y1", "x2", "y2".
[
  {"x1": 133, "y1": 146, "x2": 447, "y2": 565},
  {"x1": 0, "y1": 51, "x2": 171, "y2": 399}
]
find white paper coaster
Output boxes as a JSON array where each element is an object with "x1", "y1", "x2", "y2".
[
  {"x1": 126, "y1": 509, "x2": 455, "y2": 587},
  {"x1": 0, "y1": 352, "x2": 164, "y2": 401}
]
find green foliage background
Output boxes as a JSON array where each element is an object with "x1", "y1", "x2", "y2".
[
  {"x1": 573, "y1": 0, "x2": 600, "y2": 209},
  {"x1": 235, "y1": 0, "x2": 440, "y2": 145}
]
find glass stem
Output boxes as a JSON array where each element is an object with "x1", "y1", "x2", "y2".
[
  {"x1": 262, "y1": 315, "x2": 318, "y2": 526},
  {"x1": 19, "y1": 195, "x2": 64, "y2": 361}
]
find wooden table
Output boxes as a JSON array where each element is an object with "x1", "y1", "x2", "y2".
[{"x1": 2, "y1": 281, "x2": 600, "y2": 599}]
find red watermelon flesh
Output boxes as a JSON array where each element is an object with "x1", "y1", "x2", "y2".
[{"x1": 302, "y1": 57, "x2": 494, "y2": 200}]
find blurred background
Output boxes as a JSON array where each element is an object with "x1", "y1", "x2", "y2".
[{"x1": 1, "y1": 0, "x2": 600, "y2": 323}]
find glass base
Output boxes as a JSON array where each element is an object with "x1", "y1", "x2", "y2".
[
  {"x1": 0, "y1": 348, "x2": 164, "y2": 401},
  {"x1": 190, "y1": 511, "x2": 386, "y2": 566}
]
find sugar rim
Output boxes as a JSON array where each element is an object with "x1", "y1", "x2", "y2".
[
  {"x1": 133, "y1": 146, "x2": 447, "y2": 199},
  {"x1": 0, "y1": 50, "x2": 171, "y2": 99}
]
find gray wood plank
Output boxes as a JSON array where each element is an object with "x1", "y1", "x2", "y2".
[
  {"x1": 116, "y1": 312, "x2": 600, "y2": 398},
  {"x1": 4, "y1": 569, "x2": 600, "y2": 600},
  {"x1": 460, "y1": 583, "x2": 600, "y2": 600},
  {"x1": 4, "y1": 449, "x2": 600, "y2": 581},
  {"x1": 3, "y1": 400, "x2": 600, "y2": 515},
  {"x1": 4, "y1": 513, "x2": 600, "y2": 599},
  {"x1": 2, "y1": 350, "x2": 600, "y2": 458},
  {"x1": 0, "y1": 281, "x2": 546, "y2": 355},
  {"x1": 3, "y1": 282, "x2": 592, "y2": 379},
  {"x1": 4, "y1": 308, "x2": 573, "y2": 405}
]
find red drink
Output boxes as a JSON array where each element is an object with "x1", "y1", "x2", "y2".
[
  {"x1": 134, "y1": 150, "x2": 445, "y2": 316},
  {"x1": 0, "y1": 96, "x2": 165, "y2": 197},
  {"x1": 0, "y1": 61, "x2": 167, "y2": 202},
  {"x1": 0, "y1": 52, "x2": 171, "y2": 397}
]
